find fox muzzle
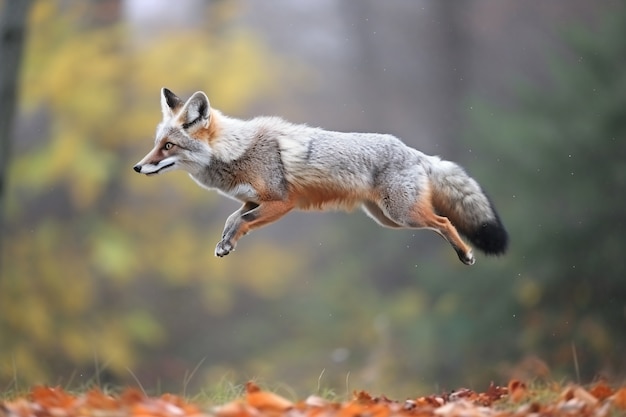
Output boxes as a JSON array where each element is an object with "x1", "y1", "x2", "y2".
[{"x1": 132, "y1": 157, "x2": 177, "y2": 175}]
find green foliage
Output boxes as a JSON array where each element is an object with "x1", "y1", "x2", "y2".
[{"x1": 466, "y1": 6, "x2": 626, "y2": 380}]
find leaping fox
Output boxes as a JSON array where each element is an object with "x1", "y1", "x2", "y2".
[{"x1": 134, "y1": 88, "x2": 508, "y2": 264}]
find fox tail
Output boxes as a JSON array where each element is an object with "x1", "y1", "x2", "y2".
[{"x1": 429, "y1": 160, "x2": 508, "y2": 255}]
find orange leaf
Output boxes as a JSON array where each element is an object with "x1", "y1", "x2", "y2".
[
  {"x1": 337, "y1": 402, "x2": 367, "y2": 417},
  {"x1": 484, "y1": 381, "x2": 508, "y2": 403},
  {"x1": 131, "y1": 402, "x2": 158, "y2": 417},
  {"x1": 214, "y1": 400, "x2": 252, "y2": 417},
  {"x1": 354, "y1": 391, "x2": 374, "y2": 404},
  {"x1": 612, "y1": 387, "x2": 626, "y2": 409},
  {"x1": 29, "y1": 386, "x2": 76, "y2": 409},
  {"x1": 160, "y1": 392, "x2": 201, "y2": 414},
  {"x1": 590, "y1": 381, "x2": 613, "y2": 401},
  {"x1": 507, "y1": 379, "x2": 527, "y2": 402},
  {"x1": 570, "y1": 386, "x2": 599, "y2": 407},
  {"x1": 414, "y1": 396, "x2": 443, "y2": 408},
  {"x1": 245, "y1": 381, "x2": 261, "y2": 394},
  {"x1": 246, "y1": 390, "x2": 293, "y2": 411},
  {"x1": 85, "y1": 388, "x2": 118, "y2": 409},
  {"x1": 369, "y1": 403, "x2": 391, "y2": 417},
  {"x1": 120, "y1": 388, "x2": 146, "y2": 405}
]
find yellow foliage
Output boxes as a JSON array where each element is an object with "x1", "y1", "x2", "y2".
[
  {"x1": 122, "y1": 311, "x2": 165, "y2": 346},
  {"x1": 90, "y1": 223, "x2": 140, "y2": 284},
  {"x1": 202, "y1": 279, "x2": 236, "y2": 316},
  {"x1": 94, "y1": 322, "x2": 137, "y2": 375},
  {"x1": 21, "y1": 297, "x2": 53, "y2": 345},
  {"x1": 60, "y1": 329, "x2": 93, "y2": 363},
  {"x1": 2, "y1": 0, "x2": 289, "y2": 388},
  {"x1": 8, "y1": 348, "x2": 47, "y2": 385},
  {"x1": 388, "y1": 289, "x2": 428, "y2": 320},
  {"x1": 236, "y1": 244, "x2": 302, "y2": 299},
  {"x1": 156, "y1": 225, "x2": 204, "y2": 284}
]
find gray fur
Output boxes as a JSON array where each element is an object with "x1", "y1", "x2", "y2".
[{"x1": 134, "y1": 89, "x2": 508, "y2": 263}]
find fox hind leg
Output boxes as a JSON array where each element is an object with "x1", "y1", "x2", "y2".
[
  {"x1": 407, "y1": 197, "x2": 475, "y2": 265},
  {"x1": 374, "y1": 188, "x2": 475, "y2": 265},
  {"x1": 418, "y1": 213, "x2": 475, "y2": 265},
  {"x1": 362, "y1": 201, "x2": 403, "y2": 228}
]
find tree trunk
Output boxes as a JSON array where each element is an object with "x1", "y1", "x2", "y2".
[{"x1": 0, "y1": 0, "x2": 34, "y2": 273}]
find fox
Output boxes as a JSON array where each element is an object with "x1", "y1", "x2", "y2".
[{"x1": 133, "y1": 88, "x2": 508, "y2": 265}]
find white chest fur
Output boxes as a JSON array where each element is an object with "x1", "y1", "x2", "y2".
[{"x1": 218, "y1": 182, "x2": 259, "y2": 202}]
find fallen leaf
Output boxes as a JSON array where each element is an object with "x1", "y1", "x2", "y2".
[
  {"x1": 246, "y1": 390, "x2": 293, "y2": 411},
  {"x1": 2, "y1": 380, "x2": 626, "y2": 417},
  {"x1": 590, "y1": 380, "x2": 614, "y2": 401},
  {"x1": 29, "y1": 386, "x2": 76, "y2": 409},
  {"x1": 507, "y1": 379, "x2": 527, "y2": 402},
  {"x1": 612, "y1": 387, "x2": 626, "y2": 409},
  {"x1": 213, "y1": 400, "x2": 253, "y2": 417},
  {"x1": 85, "y1": 388, "x2": 118, "y2": 410}
]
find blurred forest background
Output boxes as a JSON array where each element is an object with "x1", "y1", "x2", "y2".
[{"x1": 1, "y1": 0, "x2": 625, "y2": 398}]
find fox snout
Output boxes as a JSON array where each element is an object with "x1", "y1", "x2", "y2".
[
  {"x1": 133, "y1": 163, "x2": 154, "y2": 175},
  {"x1": 132, "y1": 161, "x2": 175, "y2": 175},
  {"x1": 132, "y1": 155, "x2": 177, "y2": 176}
]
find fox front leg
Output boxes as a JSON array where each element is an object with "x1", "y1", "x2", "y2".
[
  {"x1": 215, "y1": 202, "x2": 257, "y2": 257},
  {"x1": 215, "y1": 200, "x2": 295, "y2": 257}
]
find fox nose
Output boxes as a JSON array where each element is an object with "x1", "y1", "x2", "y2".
[{"x1": 133, "y1": 165, "x2": 142, "y2": 173}]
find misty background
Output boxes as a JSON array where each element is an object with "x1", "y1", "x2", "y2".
[{"x1": 1, "y1": 0, "x2": 624, "y2": 397}]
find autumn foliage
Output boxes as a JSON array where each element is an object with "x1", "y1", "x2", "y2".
[{"x1": 2, "y1": 380, "x2": 626, "y2": 417}]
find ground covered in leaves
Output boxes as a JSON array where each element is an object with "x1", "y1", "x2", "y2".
[{"x1": 2, "y1": 380, "x2": 625, "y2": 417}]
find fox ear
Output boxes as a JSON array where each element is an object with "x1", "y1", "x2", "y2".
[
  {"x1": 180, "y1": 91, "x2": 210, "y2": 131},
  {"x1": 161, "y1": 88, "x2": 183, "y2": 118}
]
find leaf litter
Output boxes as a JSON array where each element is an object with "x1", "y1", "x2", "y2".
[{"x1": 2, "y1": 380, "x2": 625, "y2": 417}]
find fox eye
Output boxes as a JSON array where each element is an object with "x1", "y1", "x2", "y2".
[{"x1": 163, "y1": 142, "x2": 174, "y2": 151}]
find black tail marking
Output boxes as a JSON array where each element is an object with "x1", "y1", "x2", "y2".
[{"x1": 467, "y1": 217, "x2": 508, "y2": 255}]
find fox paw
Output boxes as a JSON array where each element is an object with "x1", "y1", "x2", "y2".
[
  {"x1": 215, "y1": 240, "x2": 235, "y2": 257},
  {"x1": 458, "y1": 249, "x2": 475, "y2": 266}
]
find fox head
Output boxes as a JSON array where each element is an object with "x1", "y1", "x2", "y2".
[{"x1": 133, "y1": 88, "x2": 214, "y2": 176}]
